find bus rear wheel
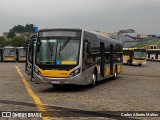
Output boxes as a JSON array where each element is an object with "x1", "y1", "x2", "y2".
[{"x1": 112, "y1": 67, "x2": 117, "y2": 80}]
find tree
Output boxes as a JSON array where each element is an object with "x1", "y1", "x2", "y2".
[
  {"x1": 12, "y1": 25, "x2": 25, "y2": 33},
  {"x1": 7, "y1": 29, "x2": 16, "y2": 38},
  {"x1": 25, "y1": 24, "x2": 34, "y2": 33},
  {"x1": 0, "y1": 37, "x2": 5, "y2": 47},
  {"x1": 11, "y1": 36, "x2": 25, "y2": 47}
]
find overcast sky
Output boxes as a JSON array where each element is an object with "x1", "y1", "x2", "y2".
[{"x1": 0, "y1": 0, "x2": 160, "y2": 35}]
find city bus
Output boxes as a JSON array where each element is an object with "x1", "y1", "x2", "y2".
[
  {"x1": 123, "y1": 48, "x2": 147, "y2": 66},
  {"x1": 16, "y1": 47, "x2": 26, "y2": 62},
  {"x1": 0, "y1": 48, "x2": 3, "y2": 61},
  {"x1": 33, "y1": 28, "x2": 123, "y2": 87},
  {"x1": 3, "y1": 46, "x2": 16, "y2": 62},
  {"x1": 147, "y1": 49, "x2": 160, "y2": 61}
]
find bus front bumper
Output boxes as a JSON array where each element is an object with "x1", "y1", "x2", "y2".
[
  {"x1": 34, "y1": 73, "x2": 90, "y2": 85},
  {"x1": 132, "y1": 61, "x2": 146, "y2": 65}
]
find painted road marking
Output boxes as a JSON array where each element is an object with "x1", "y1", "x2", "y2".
[{"x1": 15, "y1": 66, "x2": 62, "y2": 120}]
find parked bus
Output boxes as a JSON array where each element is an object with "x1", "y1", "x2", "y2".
[
  {"x1": 32, "y1": 28, "x2": 123, "y2": 87},
  {"x1": 16, "y1": 47, "x2": 26, "y2": 62},
  {"x1": 0, "y1": 48, "x2": 3, "y2": 61},
  {"x1": 3, "y1": 46, "x2": 16, "y2": 62},
  {"x1": 123, "y1": 48, "x2": 146, "y2": 66},
  {"x1": 147, "y1": 49, "x2": 160, "y2": 61}
]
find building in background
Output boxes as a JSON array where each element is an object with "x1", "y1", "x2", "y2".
[{"x1": 3, "y1": 32, "x2": 9, "y2": 39}]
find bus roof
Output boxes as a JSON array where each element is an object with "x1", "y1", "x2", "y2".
[
  {"x1": 85, "y1": 30, "x2": 122, "y2": 45},
  {"x1": 147, "y1": 49, "x2": 160, "y2": 51},
  {"x1": 16, "y1": 47, "x2": 24, "y2": 49},
  {"x1": 38, "y1": 28, "x2": 122, "y2": 45},
  {"x1": 39, "y1": 28, "x2": 82, "y2": 32},
  {"x1": 4, "y1": 46, "x2": 15, "y2": 48}
]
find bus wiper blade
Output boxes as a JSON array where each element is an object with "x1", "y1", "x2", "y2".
[{"x1": 60, "y1": 37, "x2": 71, "y2": 51}]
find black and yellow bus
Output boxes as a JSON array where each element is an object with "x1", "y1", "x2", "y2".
[
  {"x1": 0, "y1": 48, "x2": 3, "y2": 61},
  {"x1": 3, "y1": 46, "x2": 16, "y2": 62},
  {"x1": 32, "y1": 28, "x2": 123, "y2": 87},
  {"x1": 16, "y1": 47, "x2": 26, "y2": 62},
  {"x1": 147, "y1": 49, "x2": 160, "y2": 61},
  {"x1": 123, "y1": 48, "x2": 147, "y2": 66}
]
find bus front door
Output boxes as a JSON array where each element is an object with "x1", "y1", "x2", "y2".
[
  {"x1": 100, "y1": 42, "x2": 105, "y2": 78},
  {"x1": 110, "y1": 44, "x2": 113, "y2": 75},
  {"x1": 129, "y1": 51, "x2": 133, "y2": 64}
]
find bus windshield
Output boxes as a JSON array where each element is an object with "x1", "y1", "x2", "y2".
[
  {"x1": 36, "y1": 38, "x2": 80, "y2": 65},
  {"x1": 4, "y1": 48, "x2": 16, "y2": 57},
  {"x1": 19, "y1": 49, "x2": 26, "y2": 57},
  {"x1": 134, "y1": 49, "x2": 146, "y2": 59}
]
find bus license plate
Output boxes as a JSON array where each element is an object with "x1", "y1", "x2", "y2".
[{"x1": 51, "y1": 81, "x2": 60, "y2": 84}]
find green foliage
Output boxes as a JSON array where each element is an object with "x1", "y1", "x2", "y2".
[
  {"x1": 1, "y1": 38, "x2": 12, "y2": 47},
  {"x1": 0, "y1": 37, "x2": 5, "y2": 47},
  {"x1": 11, "y1": 36, "x2": 25, "y2": 47},
  {"x1": 7, "y1": 24, "x2": 35, "y2": 38},
  {"x1": 12, "y1": 25, "x2": 25, "y2": 33},
  {"x1": 7, "y1": 29, "x2": 16, "y2": 38},
  {"x1": 4, "y1": 39, "x2": 12, "y2": 46},
  {"x1": 131, "y1": 40, "x2": 160, "y2": 49},
  {"x1": 25, "y1": 24, "x2": 34, "y2": 33}
]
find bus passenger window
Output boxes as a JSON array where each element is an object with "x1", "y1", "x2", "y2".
[{"x1": 83, "y1": 40, "x2": 92, "y2": 63}]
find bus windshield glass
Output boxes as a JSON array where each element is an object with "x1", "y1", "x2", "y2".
[
  {"x1": 134, "y1": 49, "x2": 146, "y2": 59},
  {"x1": 4, "y1": 48, "x2": 16, "y2": 57},
  {"x1": 36, "y1": 38, "x2": 80, "y2": 65},
  {"x1": 19, "y1": 49, "x2": 26, "y2": 57}
]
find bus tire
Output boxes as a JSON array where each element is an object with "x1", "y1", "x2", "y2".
[
  {"x1": 127, "y1": 61, "x2": 130, "y2": 65},
  {"x1": 90, "y1": 70, "x2": 97, "y2": 87},
  {"x1": 113, "y1": 66, "x2": 117, "y2": 80},
  {"x1": 52, "y1": 84, "x2": 61, "y2": 88},
  {"x1": 151, "y1": 57, "x2": 154, "y2": 61}
]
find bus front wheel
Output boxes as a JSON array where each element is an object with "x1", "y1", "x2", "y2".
[
  {"x1": 127, "y1": 61, "x2": 130, "y2": 65},
  {"x1": 90, "y1": 72, "x2": 97, "y2": 87},
  {"x1": 52, "y1": 84, "x2": 61, "y2": 88}
]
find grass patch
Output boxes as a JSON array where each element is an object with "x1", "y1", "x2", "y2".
[{"x1": 131, "y1": 40, "x2": 160, "y2": 49}]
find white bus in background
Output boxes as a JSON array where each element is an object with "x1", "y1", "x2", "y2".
[{"x1": 147, "y1": 49, "x2": 160, "y2": 61}]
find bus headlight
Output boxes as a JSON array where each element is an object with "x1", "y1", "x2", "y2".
[{"x1": 69, "y1": 68, "x2": 81, "y2": 77}]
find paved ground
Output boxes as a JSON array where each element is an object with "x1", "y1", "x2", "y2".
[{"x1": 0, "y1": 61, "x2": 160, "y2": 120}]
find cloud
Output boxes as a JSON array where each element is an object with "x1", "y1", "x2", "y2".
[{"x1": 0, "y1": 0, "x2": 160, "y2": 35}]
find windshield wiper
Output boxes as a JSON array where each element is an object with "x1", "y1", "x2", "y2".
[{"x1": 60, "y1": 37, "x2": 71, "y2": 51}]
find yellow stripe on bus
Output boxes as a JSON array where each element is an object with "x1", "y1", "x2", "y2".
[
  {"x1": 106, "y1": 65, "x2": 122, "y2": 76},
  {"x1": 133, "y1": 59, "x2": 146, "y2": 62},
  {"x1": 38, "y1": 68, "x2": 74, "y2": 77},
  {"x1": 61, "y1": 61, "x2": 77, "y2": 65}
]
